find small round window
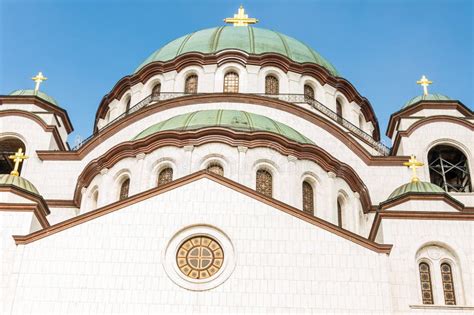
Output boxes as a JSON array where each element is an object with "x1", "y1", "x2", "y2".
[{"x1": 176, "y1": 236, "x2": 224, "y2": 279}]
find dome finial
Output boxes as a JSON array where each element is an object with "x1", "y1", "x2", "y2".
[
  {"x1": 8, "y1": 148, "x2": 29, "y2": 177},
  {"x1": 32, "y1": 71, "x2": 48, "y2": 92},
  {"x1": 403, "y1": 155, "x2": 424, "y2": 183},
  {"x1": 224, "y1": 5, "x2": 258, "y2": 26},
  {"x1": 416, "y1": 75, "x2": 432, "y2": 96}
]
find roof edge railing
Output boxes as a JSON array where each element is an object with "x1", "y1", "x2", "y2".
[{"x1": 71, "y1": 92, "x2": 390, "y2": 155}]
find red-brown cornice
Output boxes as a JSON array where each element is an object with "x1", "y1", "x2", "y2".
[
  {"x1": 71, "y1": 128, "x2": 373, "y2": 212},
  {"x1": 39, "y1": 94, "x2": 403, "y2": 165},
  {"x1": 391, "y1": 116, "x2": 474, "y2": 154},
  {"x1": 0, "y1": 96, "x2": 74, "y2": 134},
  {"x1": 13, "y1": 170, "x2": 392, "y2": 254},
  {"x1": 386, "y1": 101, "x2": 473, "y2": 139},
  {"x1": 93, "y1": 51, "x2": 381, "y2": 140},
  {"x1": 0, "y1": 109, "x2": 67, "y2": 151}
]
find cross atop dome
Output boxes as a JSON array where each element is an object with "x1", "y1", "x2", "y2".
[
  {"x1": 416, "y1": 75, "x2": 432, "y2": 96},
  {"x1": 403, "y1": 155, "x2": 424, "y2": 183},
  {"x1": 224, "y1": 5, "x2": 258, "y2": 26},
  {"x1": 32, "y1": 71, "x2": 48, "y2": 92}
]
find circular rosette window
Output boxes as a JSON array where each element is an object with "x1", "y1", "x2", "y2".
[{"x1": 163, "y1": 225, "x2": 235, "y2": 291}]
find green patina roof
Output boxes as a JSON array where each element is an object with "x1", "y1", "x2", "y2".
[
  {"x1": 0, "y1": 174, "x2": 40, "y2": 195},
  {"x1": 403, "y1": 93, "x2": 451, "y2": 108},
  {"x1": 133, "y1": 109, "x2": 314, "y2": 144},
  {"x1": 9, "y1": 89, "x2": 59, "y2": 106},
  {"x1": 388, "y1": 181, "x2": 445, "y2": 200},
  {"x1": 135, "y1": 26, "x2": 339, "y2": 76}
]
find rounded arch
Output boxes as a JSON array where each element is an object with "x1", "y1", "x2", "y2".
[
  {"x1": 0, "y1": 135, "x2": 27, "y2": 175},
  {"x1": 150, "y1": 158, "x2": 177, "y2": 189},
  {"x1": 427, "y1": 142, "x2": 472, "y2": 192},
  {"x1": 143, "y1": 74, "x2": 165, "y2": 96},
  {"x1": 113, "y1": 169, "x2": 132, "y2": 201},
  {"x1": 175, "y1": 66, "x2": 204, "y2": 93},
  {"x1": 259, "y1": 67, "x2": 288, "y2": 94},
  {"x1": 200, "y1": 154, "x2": 229, "y2": 176},
  {"x1": 336, "y1": 190, "x2": 349, "y2": 228},
  {"x1": 215, "y1": 63, "x2": 247, "y2": 93}
]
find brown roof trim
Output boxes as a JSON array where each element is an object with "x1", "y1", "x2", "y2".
[
  {"x1": 0, "y1": 186, "x2": 50, "y2": 228},
  {"x1": 378, "y1": 193, "x2": 465, "y2": 212},
  {"x1": 391, "y1": 116, "x2": 474, "y2": 154},
  {"x1": 12, "y1": 170, "x2": 392, "y2": 254},
  {"x1": 368, "y1": 210, "x2": 474, "y2": 241},
  {"x1": 46, "y1": 199, "x2": 78, "y2": 208},
  {"x1": 0, "y1": 110, "x2": 67, "y2": 151},
  {"x1": 70, "y1": 128, "x2": 373, "y2": 212},
  {"x1": 37, "y1": 94, "x2": 404, "y2": 165},
  {"x1": 94, "y1": 51, "x2": 381, "y2": 139},
  {"x1": 386, "y1": 101, "x2": 473, "y2": 138},
  {"x1": 0, "y1": 96, "x2": 74, "y2": 133}
]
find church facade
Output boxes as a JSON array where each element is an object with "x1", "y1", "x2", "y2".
[{"x1": 1, "y1": 7, "x2": 473, "y2": 314}]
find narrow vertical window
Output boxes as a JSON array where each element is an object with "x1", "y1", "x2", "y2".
[
  {"x1": 152, "y1": 83, "x2": 161, "y2": 96},
  {"x1": 223, "y1": 72, "x2": 239, "y2": 93},
  {"x1": 256, "y1": 169, "x2": 272, "y2": 197},
  {"x1": 185, "y1": 75, "x2": 198, "y2": 94},
  {"x1": 336, "y1": 100, "x2": 343, "y2": 123},
  {"x1": 337, "y1": 198, "x2": 343, "y2": 228},
  {"x1": 91, "y1": 190, "x2": 99, "y2": 210},
  {"x1": 419, "y1": 262, "x2": 434, "y2": 304},
  {"x1": 302, "y1": 181, "x2": 314, "y2": 215},
  {"x1": 265, "y1": 75, "x2": 279, "y2": 95},
  {"x1": 441, "y1": 263, "x2": 456, "y2": 305},
  {"x1": 125, "y1": 97, "x2": 131, "y2": 113},
  {"x1": 207, "y1": 163, "x2": 224, "y2": 176},
  {"x1": 304, "y1": 84, "x2": 315, "y2": 102},
  {"x1": 359, "y1": 114, "x2": 365, "y2": 129},
  {"x1": 158, "y1": 167, "x2": 173, "y2": 186},
  {"x1": 119, "y1": 178, "x2": 130, "y2": 201}
]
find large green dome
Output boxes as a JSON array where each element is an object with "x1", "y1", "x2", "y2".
[
  {"x1": 133, "y1": 109, "x2": 314, "y2": 144},
  {"x1": 9, "y1": 89, "x2": 59, "y2": 106},
  {"x1": 403, "y1": 93, "x2": 451, "y2": 108},
  {"x1": 135, "y1": 26, "x2": 339, "y2": 76},
  {"x1": 388, "y1": 181, "x2": 444, "y2": 200}
]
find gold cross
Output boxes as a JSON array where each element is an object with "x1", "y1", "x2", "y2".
[
  {"x1": 8, "y1": 148, "x2": 29, "y2": 177},
  {"x1": 416, "y1": 75, "x2": 432, "y2": 96},
  {"x1": 32, "y1": 72, "x2": 48, "y2": 92},
  {"x1": 403, "y1": 155, "x2": 424, "y2": 183},
  {"x1": 224, "y1": 5, "x2": 258, "y2": 26}
]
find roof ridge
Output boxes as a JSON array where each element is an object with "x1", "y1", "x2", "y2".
[
  {"x1": 248, "y1": 26, "x2": 255, "y2": 54},
  {"x1": 211, "y1": 26, "x2": 225, "y2": 52},
  {"x1": 275, "y1": 31, "x2": 292, "y2": 60},
  {"x1": 176, "y1": 31, "x2": 195, "y2": 57}
]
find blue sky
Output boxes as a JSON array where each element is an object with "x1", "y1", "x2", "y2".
[{"x1": 1, "y1": 0, "x2": 472, "y2": 145}]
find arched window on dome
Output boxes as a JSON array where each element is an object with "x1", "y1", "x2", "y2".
[
  {"x1": 441, "y1": 263, "x2": 456, "y2": 305},
  {"x1": 336, "y1": 99, "x2": 343, "y2": 123},
  {"x1": 265, "y1": 75, "x2": 279, "y2": 95},
  {"x1": 304, "y1": 84, "x2": 315, "y2": 102},
  {"x1": 337, "y1": 196, "x2": 345, "y2": 228},
  {"x1": 419, "y1": 262, "x2": 434, "y2": 305},
  {"x1": 256, "y1": 169, "x2": 272, "y2": 197},
  {"x1": 428, "y1": 144, "x2": 472, "y2": 192},
  {"x1": 0, "y1": 138, "x2": 26, "y2": 175},
  {"x1": 359, "y1": 114, "x2": 365, "y2": 129},
  {"x1": 119, "y1": 177, "x2": 130, "y2": 201},
  {"x1": 207, "y1": 163, "x2": 224, "y2": 176},
  {"x1": 90, "y1": 189, "x2": 99, "y2": 211},
  {"x1": 302, "y1": 181, "x2": 314, "y2": 215},
  {"x1": 223, "y1": 72, "x2": 239, "y2": 93},
  {"x1": 152, "y1": 82, "x2": 161, "y2": 98},
  {"x1": 125, "y1": 97, "x2": 131, "y2": 113},
  {"x1": 185, "y1": 74, "x2": 198, "y2": 94},
  {"x1": 157, "y1": 167, "x2": 173, "y2": 186}
]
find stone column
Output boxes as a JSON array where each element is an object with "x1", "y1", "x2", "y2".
[
  {"x1": 286, "y1": 155, "x2": 298, "y2": 207},
  {"x1": 326, "y1": 171, "x2": 337, "y2": 224},
  {"x1": 183, "y1": 145, "x2": 195, "y2": 175},
  {"x1": 237, "y1": 146, "x2": 248, "y2": 184},
  {"x1": 98, "y1": 168, "x2": 112, "y2": 207},
  {"x1": 131, "y1": 153, "x2": 146, "y2": 195},
  {"x1": 80, "y1": 187, "x2": 88, "y2": 214}
]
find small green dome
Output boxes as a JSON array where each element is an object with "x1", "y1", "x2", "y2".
[
  {"x1": 10, "y1": 89, "x2": 59, "y2": 106},
  {"x1": 403, "y1": 93, "x2": 451, "y2": 108},
  {"x1": 135, "y1": 26, "x2": 339, "y2": 76},
  {"x1": 0, "y1": 174, "x2": 40, "y2": 195},
  {"x1": 133, "y1": 109, "x2": 314, "y2": 144},
  {"x1": 388, "y1": 181, "x2": 444, "y2": 200}
]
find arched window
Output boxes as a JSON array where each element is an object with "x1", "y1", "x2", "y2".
[
  {"x1": 158, "y1": 167, "x2": 173, "y2": 186},
  {"x1": 359, "y1": 114, "x2": 365, "y2": 129},
  {"x1": 337, "y1": 197, "x2": 344, "y2": 228},
  {"x1": 441, "y1": 263, "x2": 456, "y2": 305},
  {"x1": 336, "y1": 99, "x2": 343, "y2": 123},
  {"x1": 304, "y1": 84, "x2": 315, "y2": 102},
  {"x1": 152, "y1": 83, "x2": 161, "y2": 96},
  {"x1": 419, "y1": 262, "x2": 434, "y2": 305},
  {"x1": 119, "y1": 178, "x2": 130, "y2": 201},
  {"x1": 90, "y1": 189, "x2": 99, "y2": 211},
  {"x1": 265, "y1": 75, "x2": 279, "y2": 95},
  {"x1": 125, "y1": 97, "x2": 131, "y2": 113},
  {"x1": 0, "y1": 138, "x2": 26, "y2": 175},
  {"x1": 428, "y1": 144, "x2": 472, "y2": 192},
  {"x1": 223, "y1": 72, "x2": 239, "y2": 93},
  {"x1": 302, "y1": 181, "x2": 314, "y2": 214},
  {"x1": 185, "y1": 74, "x2": 198, "y2": 94},
  {"x1": 207, "y1": 163, "x2": 224, "y2": 176},
  {"x1": 256, "y1": 169, "x2": 272, "y2": 197}
]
